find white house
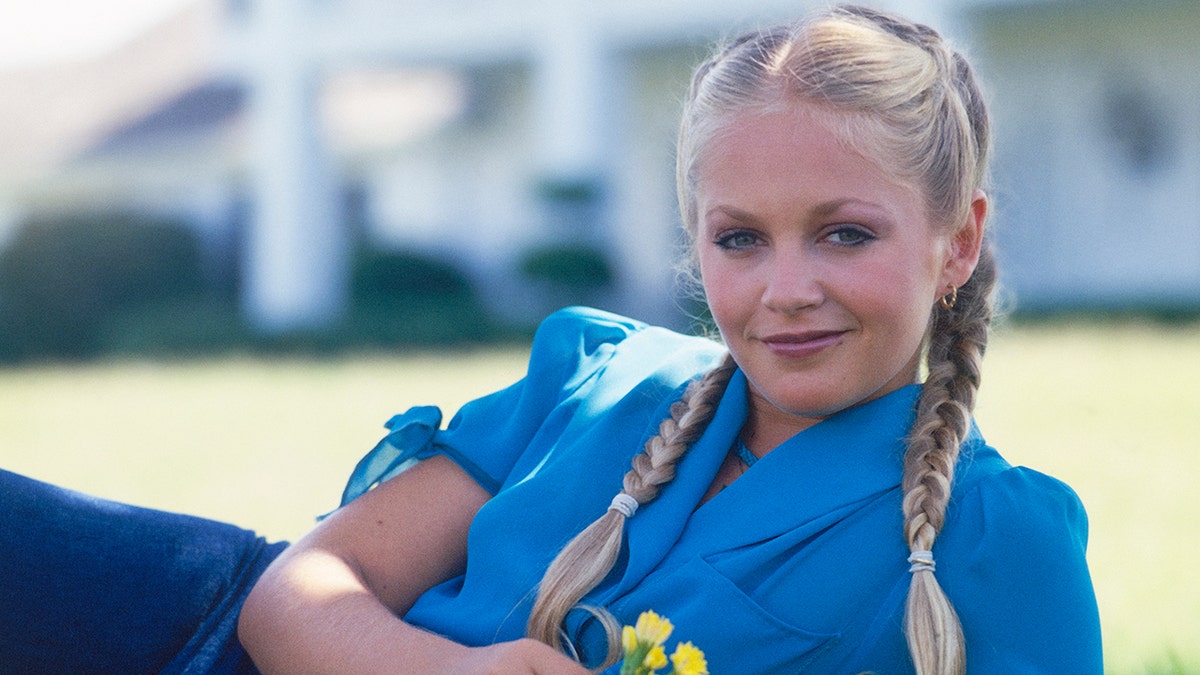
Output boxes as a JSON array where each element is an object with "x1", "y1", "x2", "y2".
[
  {"x1": 1, "y1": 0, "x2": 1196, "y2": 334},
  {"x1": 969, "y1": 1, "x2": 1200, "y2": 312}
]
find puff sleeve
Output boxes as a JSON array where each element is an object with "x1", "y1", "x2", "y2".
[
  {"x1": 337, "y1": 307, "x2": 655, "y2": 505},
  {"x1": 939, "y1": 466, "x2": 1103, "y2": 673}
]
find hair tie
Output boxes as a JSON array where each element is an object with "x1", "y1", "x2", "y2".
[
  {"x1": 908, "y1": 550, "x2": 936, "y2": 574},
  {"x1": 608, "y1": 493, "x2": 639, "y2": 519}
]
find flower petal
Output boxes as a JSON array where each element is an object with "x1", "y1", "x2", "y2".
[{"x1": 669, "y1": 641, "x2": 709, "y2": 675}]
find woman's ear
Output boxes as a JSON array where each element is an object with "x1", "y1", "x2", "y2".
[{"x1": 941, "y1": 189, "x2": 987, "y2": 290}]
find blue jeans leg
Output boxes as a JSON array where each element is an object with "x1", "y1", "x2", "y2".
[{"x1": 0, "y1": 468, "x2": 288, "y2": 674}]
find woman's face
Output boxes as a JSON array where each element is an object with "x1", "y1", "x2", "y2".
[{"x1": 695, "y1": 106, "x2": 979, "y2": 443}]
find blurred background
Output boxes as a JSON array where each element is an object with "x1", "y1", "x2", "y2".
[
  {"x1": 0, "y1": 0, "x2": 1196, "y2": 356},
  {"x1": 0, "y1": 1, "x2": 1197, "y2": 673}
]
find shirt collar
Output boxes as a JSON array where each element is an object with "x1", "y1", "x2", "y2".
[{"x1": 623, "y1": 370, "x2": 921, "y2": 572}]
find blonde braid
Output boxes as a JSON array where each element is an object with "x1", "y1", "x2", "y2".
[
  {"x1": 526, "y1": 353, "x2": 738, "y2": 666},
  {"x1": 902, "y1": 245, "x2": 997, "y2": 675}
]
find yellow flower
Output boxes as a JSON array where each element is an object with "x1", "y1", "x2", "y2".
[
  {"x1": 644, "y1": 645, "x2": 668, "y2": 670},
  {"x1": 634, "y1": 610, "x2": 674, "y2": 646},
  {"x1": 619, "y1": 610, "x2": 705, "y2": 675},
  {"x1": 622, "y1": 625, "x2": 638, "y2": 654},
  {"x1": 669, "y1": 641, "x2": 709, "y2": 675}
]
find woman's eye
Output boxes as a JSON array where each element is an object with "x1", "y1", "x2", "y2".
[
  {"x1": 714, "y1": 231, "x2": 760, "y2": 250},
  {"x1": 824, "y1": 226, "x2": 874, "y2": 246}
]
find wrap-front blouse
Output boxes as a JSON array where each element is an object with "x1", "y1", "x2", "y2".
[{"x1": 338, "y1": 307, "x2": 1102, "y2": 673}]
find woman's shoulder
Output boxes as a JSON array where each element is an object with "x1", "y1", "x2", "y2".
[
  {"x1": 941, "y1": 438, "x2": 1102, "y2": 670},
  {"x1": 526, "y1": 306, "x2": 725, "y2": 387},
  {"x1": 943, "y1": 435, "x2": 1094, "y2": 601},
  {"x1": 533, "y1": 305, "x2": 649, "y2": 343},
  {"x1": 531, "y1": 306, "x2": 714, "y2": 351},
  {"x1": 952, "y1": 438, "x2": 1089, "y2": 544}
]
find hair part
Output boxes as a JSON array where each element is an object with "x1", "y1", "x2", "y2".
[{"x1": 677, "y1": 5, "x2": 991, "y2": 242}]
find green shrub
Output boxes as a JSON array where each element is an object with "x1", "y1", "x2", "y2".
[
  {"x1": 518, "y1": 243, "x2": 613, "y2": 290},
  {"x1": 0, "y1": 219, "x2": 508, "y2": 361},
  {"x1": 98, "y1": 298, "x2": 251, "y2": 357},
  {"x1": 347, "y1": 247, "x2": 498, "y2": 347},
  {"x1": 352, "y1": 248, "x2": 474, "y2": 306},
  {"x1": 0, "y1": 212, "x2": 206, "y2": 361}
]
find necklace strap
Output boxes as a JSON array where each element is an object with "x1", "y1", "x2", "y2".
[{"x1": 734, "y1": 437, "x2": 758, "y2": 468}]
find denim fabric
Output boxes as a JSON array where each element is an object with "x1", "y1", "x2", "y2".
[{"x1": 0, "y1": 469, "x2": 287, "y2": 674}]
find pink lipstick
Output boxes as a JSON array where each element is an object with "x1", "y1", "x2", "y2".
[{"x1": 760, "y1": 330, "x2": 846, "y2": 358}]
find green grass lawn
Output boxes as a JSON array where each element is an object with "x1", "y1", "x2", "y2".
[{"x1": 2, "y1": 320, "x2": 1196, "y2": 673}]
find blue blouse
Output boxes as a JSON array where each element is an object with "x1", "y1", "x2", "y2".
[{"x1": 338, "y1": 307, "x2": 1102, "y2": 673}]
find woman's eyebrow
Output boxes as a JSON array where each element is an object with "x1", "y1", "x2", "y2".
[{"x1": 810, "y1": 197, "x2": 891, "y2": 218}]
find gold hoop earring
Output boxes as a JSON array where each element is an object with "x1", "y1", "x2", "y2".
[{"x1": 939, "y1": 286, "x2": 958, "y2": 310}]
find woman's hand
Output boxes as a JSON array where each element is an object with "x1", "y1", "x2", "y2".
[{"x1": 455, "y1": 638, "x2": 592, "y2": 674}]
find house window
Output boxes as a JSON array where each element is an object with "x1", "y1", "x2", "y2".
[{"x1": 1102, "y1": 79, "x2": 1172, "y2": 175}]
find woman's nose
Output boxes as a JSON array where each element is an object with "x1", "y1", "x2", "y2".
[{"x1": 760, "y1": 250, "x2": 824, "y2": 315}]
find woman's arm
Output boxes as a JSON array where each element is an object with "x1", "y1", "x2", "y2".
[{"x1": 237, "y1": 455, "x2": 588, "y2": 674}]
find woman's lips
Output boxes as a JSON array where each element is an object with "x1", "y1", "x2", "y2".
[{"x1": 759, "y1": 330, "x2": 847, "y2": 358}]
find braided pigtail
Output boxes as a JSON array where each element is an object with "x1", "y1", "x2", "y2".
[
  {"x1": 902, "y1": 243, "x2": 997, "y2": 675},
  {"x1": 526, "y1": 353, "x2": 737, "y2": 666}
]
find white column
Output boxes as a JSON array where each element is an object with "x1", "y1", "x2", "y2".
[
  {"x1": 531, "y1": 0, "x2": 612, "y2": 183},
  {"x1": 242, "y1": 0, "x2": 347, "y2": 333}
]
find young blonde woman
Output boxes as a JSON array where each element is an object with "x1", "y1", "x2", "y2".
[
  {"x1": 0, "y1": 5, "x2": 1099, "y2": 674},
  {"x1": 238, "y1": 6, "x2": 1101, "y2": 673}
]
